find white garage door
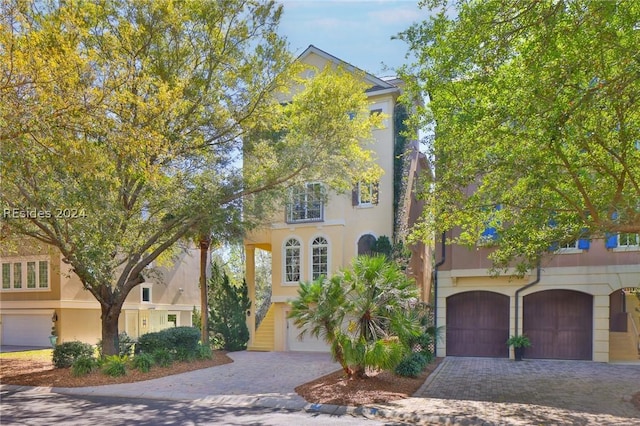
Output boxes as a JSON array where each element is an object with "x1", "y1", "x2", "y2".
[
  {"x1": 2, "y1": 314, "x2": 51, "y2": 346},
  {"x1": 286, "y1": 317, "x2": 330, "y2": 352}
]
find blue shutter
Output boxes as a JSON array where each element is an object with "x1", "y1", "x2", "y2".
[
  {"x1": 548, "y1": 217, "x2": 558, "y2": 251},
  {"x1": 577, "y1": 238, "x2": 590, "y2": 250},
  {"x1": 606, "y1": 212, "x2": 619, "y2": 249},
  {"x1": 481, "y1": 226, "x2": 497, "y2": 240},
  {"x1": 577, "y1": 228, "x2": 590, "y2": 250},
  {"x1": 481, "y1": 204, "x2": 501, "y2": 241}
]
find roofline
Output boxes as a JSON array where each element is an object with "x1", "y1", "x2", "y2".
[{"x1": 297, "y1": 45, "x2": 397, "y2": 91}]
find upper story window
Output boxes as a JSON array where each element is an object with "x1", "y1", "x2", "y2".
[
  {"x1": 286, "y1": 183, "x2": 324, "y2": 223},
  {"x1": 619, "y1": 233, "x2": 639, "y2": 248},
  {"x1": 141, "y1": 285, "x2": 152, "y2": 303},
  {"x1": 1, "y1": 259, "x2": 49, "y2": 291},
  {"x1": 353, "y1": 181, "x2": 379, "y2": 207},
  {"x1": 311, "y1": 236, "x2": 329, "y2": 280},
  {"x1": 284, "y1": 238, "x2": 301, "y2": 283}
]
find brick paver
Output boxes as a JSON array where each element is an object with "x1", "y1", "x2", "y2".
[{"x1": 409, "y1": 357, "x2": 640, "y2": 422}]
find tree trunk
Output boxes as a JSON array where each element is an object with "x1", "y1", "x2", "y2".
[
  {"x1": 101, "y1": 303, "x2": 123, "y2": 357},
  {"x1": 200, "y1": 236, "x2": 211, "y2": 345}
]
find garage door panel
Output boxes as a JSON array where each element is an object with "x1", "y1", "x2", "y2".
[
  {"x1": 446, "y1": 291, "x2": 509, "y2": 358},
  {"x1": 523, "y1": 290, "x2": 592, "y2": 360},
  {"x1": 286, "y1": 318, "x2": 330, "y2": 352},
  {"x1": 2, "y1": 314, "x2": 51, "y2": 346}
]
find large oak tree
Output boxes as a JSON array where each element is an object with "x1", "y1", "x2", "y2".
[
  {"x1": 1, "y1": 0, "x2": 381, "y2": 354},
  {"x1": 398, "y1": 0, "x2": 640, "y2": 273}
]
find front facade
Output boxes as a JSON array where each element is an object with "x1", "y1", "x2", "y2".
[
  {"x1": 0, "y1": 238, "x2": 200, "y2": 347},
  {"x1": 243, "y1": 46, "x2": 431, "y2": 352},
  {"x1": 436, "y1": 232, "x2": 640, "y2": 362}
]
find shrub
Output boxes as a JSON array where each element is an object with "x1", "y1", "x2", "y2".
[
  {"x1": 98, "y1": 332, "x2": 136, "y2": 357},
  {"x1": 71, "y1": 355, "x2": 98, "y2": 377},
  {"x1": 195, "y1": 343, "x2": 212, "y2": 360},
  {"x1": 136, "y1": 331, "x2": 167, "y2": 354},
  {"x1": 163, "y1": 326, "x2": 200, "y2": 353},
  {"x1": 208, "y1": 263, "x2": 250, "y2": 352},
  {"x1": 102, "y1": 355, "x2": 127, "y2": 377},
  {"x1": 395, "y1": 352, "x2": 428, "y2": 378},
  {"x1": 152, "y1": 348, "x2": 173, "y2": 367},
  {"x1": 52, "y1": 341, "x2": 95, "y2": 368},
  {"x1": 136, "y1": 327, "x2": 200, "y2": 356},
  {"x1": 131, "y1": 353, "x2": 154, "y2": 373},
  {"x1": 175, "y1": 347, "x2": 196, "y2": 362}
]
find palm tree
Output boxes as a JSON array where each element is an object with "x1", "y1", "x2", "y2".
[
  {"x1": 288, "y1": 255, "x2": 421, "y2": 379},
  {"x1": 289, "y1": 275, "x2": 352, "y2": 375},
  {"x1": 340, "y1": 255, "x2": 420, "y2": 377}
]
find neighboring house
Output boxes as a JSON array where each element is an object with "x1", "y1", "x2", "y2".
[
  {"x1": 435, "y1": 230, "x2": 640, "y2": 362},
  {"x1": 0, "y1": 238, "x2": 200, "y2": 347},
  {"x1": 243, "y1": 45, "x2": 432, "y2": 352}
]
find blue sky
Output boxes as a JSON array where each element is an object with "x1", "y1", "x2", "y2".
[{"x1": 276, "y1": 1, "x2": 426, "y2": 78}]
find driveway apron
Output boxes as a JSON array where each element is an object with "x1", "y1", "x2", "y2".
[
  {"x1": 48, "y1": 351, "x2": 340, "y2": 409},
  {"x1": 415, "y1": 357, "x2": 640, "y2": 419}
]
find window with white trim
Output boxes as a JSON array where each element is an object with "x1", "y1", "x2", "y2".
[
  {"x1": 284, "y1": 238, "x2": 301, "y2": 283},
  {"x1": 286, "y1": 183, "x2": 324, "y2": 223},
  {"x1": 141, "y1": 286, "x2": 152, "y2": 303},
  {"x1": 1, "y1": 258, "x2": 49, "y2": 291},
  {"x1": 311, "y1": 236, "x2": 329, "y2": 280},
  {"x1": 619, "y1": 233, "x2": 639, "y2": 247}
]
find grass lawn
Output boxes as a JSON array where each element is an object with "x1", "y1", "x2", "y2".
[{"x1": 0, "y1": 349, "x2": 52, "y2": 362}]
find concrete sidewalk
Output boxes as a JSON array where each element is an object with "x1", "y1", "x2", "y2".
[{"x1": 2, "y1": 352, "x2": 639, "y2": 425}]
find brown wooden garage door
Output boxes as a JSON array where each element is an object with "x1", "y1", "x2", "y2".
[
  {"x1": 523, "y1": 290, "x2": 592, "y2": 360},
  {"x1": 446, "y1": 291, "x2": 509, "y2": 357}
]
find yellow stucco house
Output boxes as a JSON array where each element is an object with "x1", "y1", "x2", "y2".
[
  {"x1": 243, "y1": 46, "x2": 432, "y2": 352},
  {"x1": 0, "y1": 239, "x2": 200, "y2": 347},
  {"x1": 435, "y1": 230, "x2": 640, "y2": 362}
]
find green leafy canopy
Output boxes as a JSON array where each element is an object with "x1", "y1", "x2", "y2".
[
  {"x1": 1, "y1": 0, "x2": 382, "y2": 355},
  {"x1": 398, "y1": 0, "x2": 640, "y2": 272}
]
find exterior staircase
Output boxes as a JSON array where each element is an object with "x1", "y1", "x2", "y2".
[
  {"x1": 248, "y1": 305, "x2": 275, "y2": 351},
  {"x1": 609, "y1": 313, "x2": 640, "y2": 361}
]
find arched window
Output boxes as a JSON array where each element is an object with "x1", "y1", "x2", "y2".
[
  {"x1": 284, "y1": 238, "x2": 301, "y2": 283},
  {"x1": 357, "y1": 234, "x2": 377, "y2": 256},
  {"x1": 311, "y1": 236, "x2": 329, "y2": 280}
]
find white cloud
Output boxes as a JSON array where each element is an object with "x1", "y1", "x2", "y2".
[{"x1": 367, "y1": 6, "x2": 422, "y2": 25}]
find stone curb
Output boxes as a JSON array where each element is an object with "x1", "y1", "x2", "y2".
[{"x1": 2, "y1": 383, "x2": 472, "y2": 425}]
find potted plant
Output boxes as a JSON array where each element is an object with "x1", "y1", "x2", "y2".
[
  {"x1": 49, "y1": 324, "x2": 58, "y2": 347},
  {"x1": 507, "y1": 334, "x2": 531, "y2": 361}
]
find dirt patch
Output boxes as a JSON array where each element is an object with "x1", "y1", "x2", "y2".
[
  {"x1": 632, "y1": 391, "x2": 640, "y2": 411},
  {"x1": 295, "y1": 358, "x2": 442, "y2": 406},
  {"x1": 0, "y1": 351, "x2": 232, "y2": 388}
]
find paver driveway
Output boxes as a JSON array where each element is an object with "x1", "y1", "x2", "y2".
[{"x1": 413, "y1": 357, "x2": 640, "y2": 422}]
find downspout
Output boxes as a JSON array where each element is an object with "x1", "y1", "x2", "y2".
[
  {"x1": 433, "y1": 231, "x2": 446, "y2": 354},
  {"x1": 514, "y1": 261, "x2": 541, "y2": 338}
]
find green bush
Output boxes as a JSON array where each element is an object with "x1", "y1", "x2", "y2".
[
  {"x1": 163, "y1": 326, "x2": 200, "y2": 353},
  {"x1": 395, "y1": 352, "x2": 428, "y2": 378},
  {"x1": 102, "y1": 355, "x2": 127, "y2": 377},
  {"x1": 208, "y1": 263, "x2": 250, "y2": 352},
  {"x1": 52, "y1": 341, "x2": 95, "y2": 368},
  {"x1": 97, "y1": 332, "x2": 136, "y2": 357},
  {"x1": 71, "y1": 355, "x2": 98, "y2": 377},
  {"x1": 196, "y1": 343, "x2": 212, "y2": 360},
  {"x1": 152, "y1": 348, "x2": 173, "y2": 367},
  {"x1": 175, "y1": 347, "x2": 196, "y2": 362},
  {"x1": 136, "y1": 327, "x2": 200, "y2": 356},
  {"x1": 131, "y1": 353, "x2": 154, "y2": 373}
]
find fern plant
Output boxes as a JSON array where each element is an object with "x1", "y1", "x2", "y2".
[
  {"x1": 131, "y1": 353, "x2": 154, "y2": 373},
  {"x1": 71, "y1": 355, "x2": 98, "y2": 377},
  {"x1": 102, "y1": 355, "x2": 127, "y2": 377}
]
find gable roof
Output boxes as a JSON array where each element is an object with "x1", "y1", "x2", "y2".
[{"x1": 296, "y1": 45, "x2": 400, "y2": 96}]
